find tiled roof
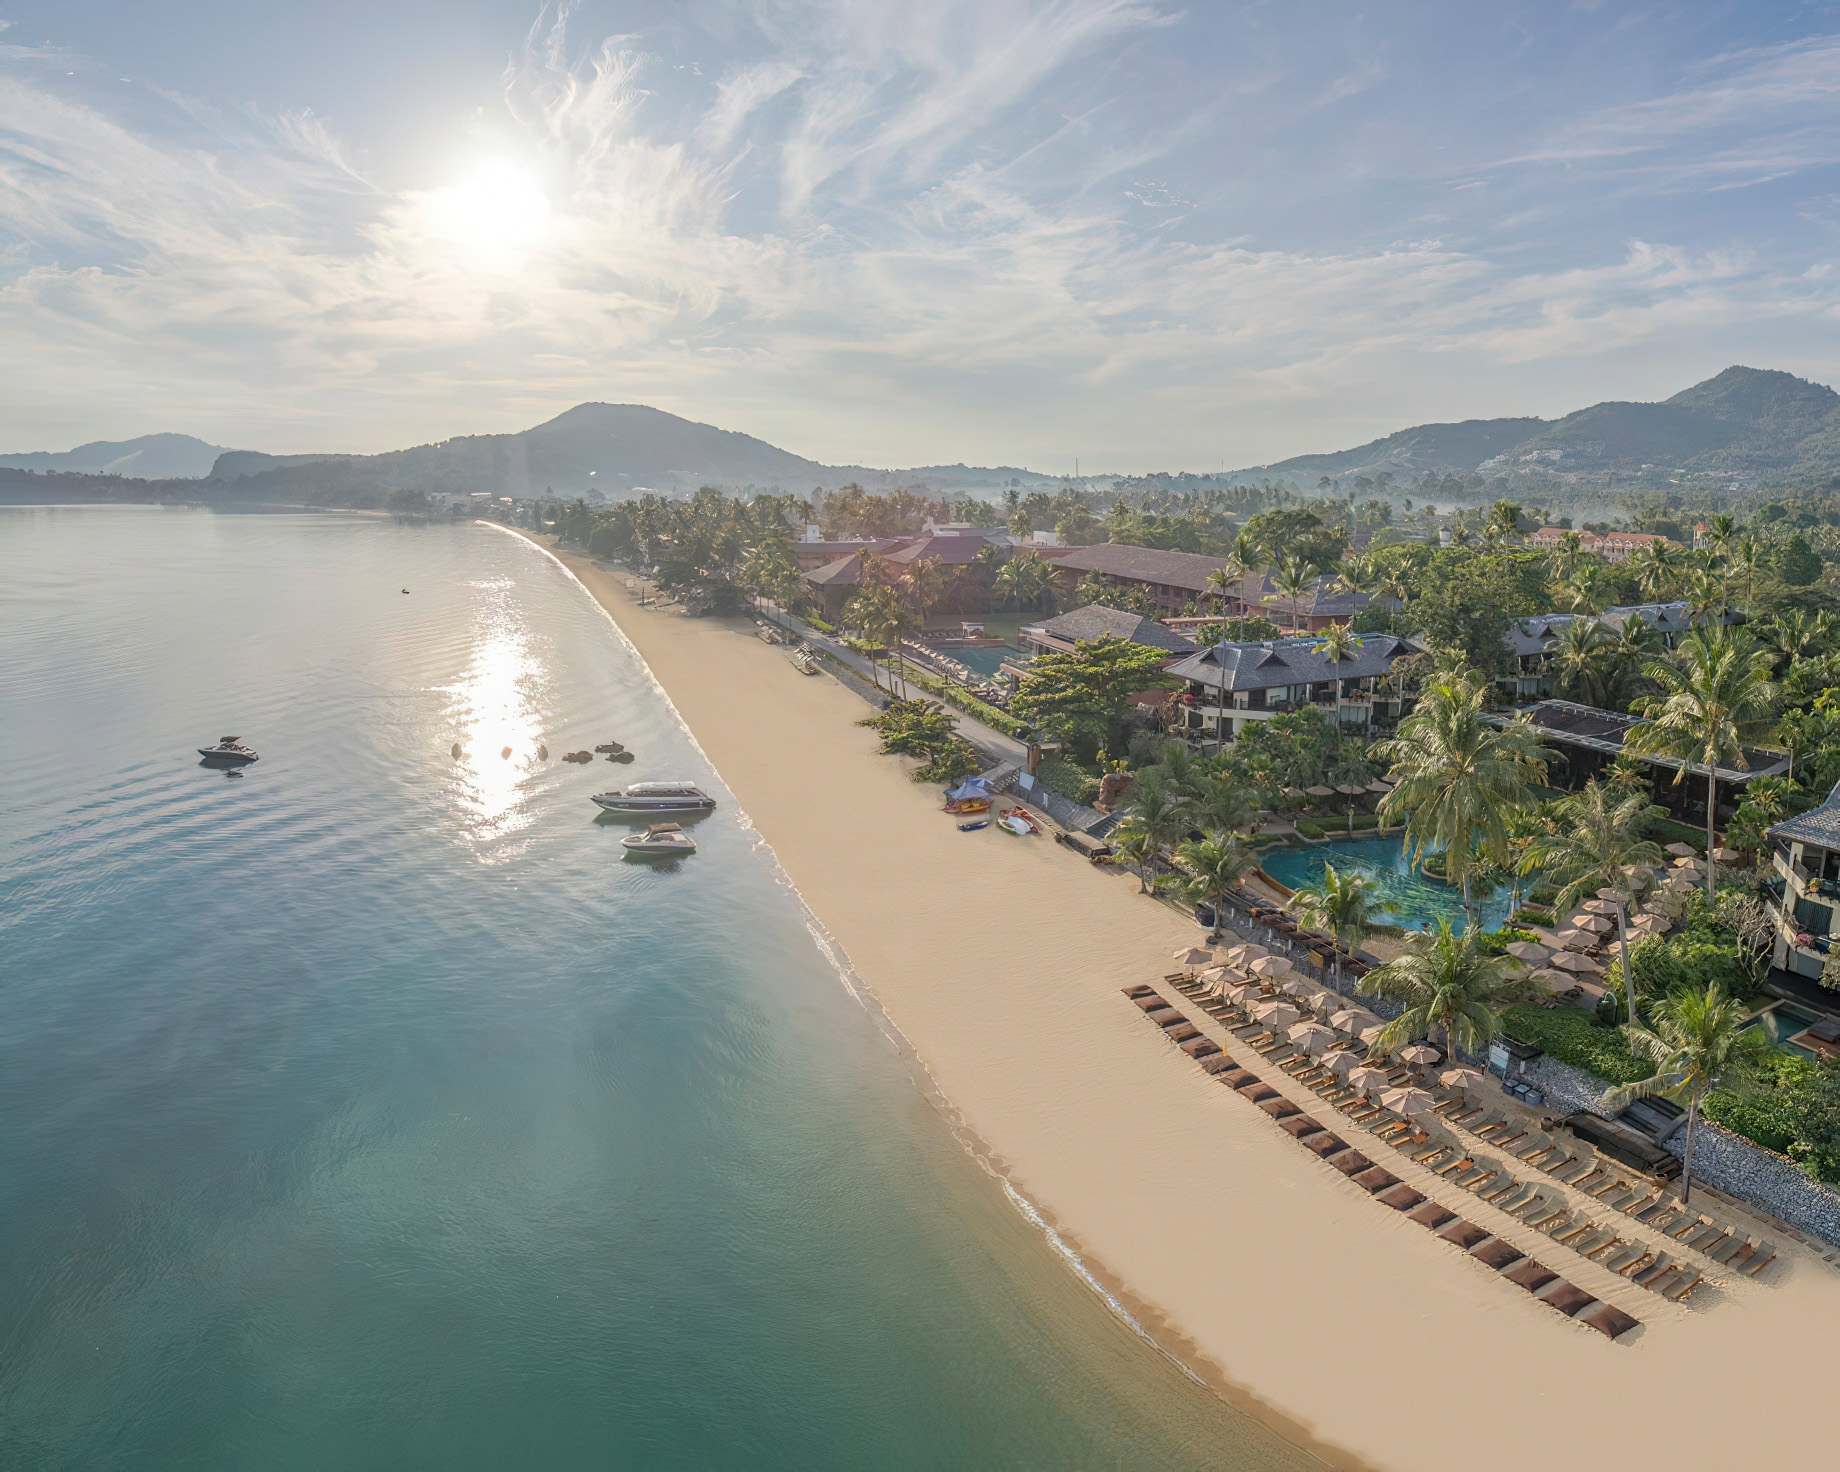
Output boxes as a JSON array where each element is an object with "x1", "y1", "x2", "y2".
[
  {"x1": 1168, "y1": 634, "x2": 1413, "y2": 693},
  {"x1": 881, "y1": 531, "x2": 1002, "y2": 566},
  {"x1": 1505, "y1": 602, "x2": 1731, "y2": 656},
  {"x1": 1047, "y1": 542, "x2": 1229, "y2": 592},
  {"x1": 805, "y1": 551, "x2": 871, "y2": 586},
  {"x1": 1028, "y1": 604, "x2": 1198, "y2": 654},
  {"x1": 1771, "y1": 788, "x2": 1840, "y2": 849},
  {"x1": 1503, "y1": 699, "x2": 1788, "y2": 782}
]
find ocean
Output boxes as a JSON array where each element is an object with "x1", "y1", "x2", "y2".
[{"x1": 0, "y1": 507, "x2": 1314, "y2": 1469}]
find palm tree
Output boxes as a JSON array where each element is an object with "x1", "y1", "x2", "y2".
[
  {"x1": 1272, "y1": 554, "x2": 1318, "y2": 634},
  {"x1": 1177, "y1": 831, "x2": 1260, "y2": 937},
  {"x1": 1627, "y1": 539, "x2": 1684, "y2": 602},
  {"x1": 1603, "y1": 982, "x2": 1770, "y2": 1205},
  {"x1": 1376, "y1": 677, "x2": 1550, "y2": 921},
  {"x1": 1726, "y1": 535, "x2": 1763, "y2": 609},
  {"x1": 843, "y1": 586, "x2": 900, "y2": 692},
  {"x1": 1358, "y1": 919, "x2": 1525, "y2": 1057},
  {"x1": 1312, "y1": 621, "x2": 1365, "y2": 734},
  {"x1": 1110, "y1": 823, "x2": 1158, "y2": 894},
  {"x1": 1603, "y1": 615, "x2": 1660, "y2": 710},
  {"x1": 1547, "y1": 617, "x2": 1616, "y2": 707},
  {"x1": 1287, "y1": 862, "x2": 1376, "y2": 987},
  {"x1": 899, "y1": 558, "x2": 944, "y2": 636},
  {"x1": 994, "y1": 549, "x2": 1054, "y2": 611},
  {"x1": 1628, "y1": 629, "x2": 1779, "y2": 899},
  {"x1": 1116, "y1": 771, "x2": 1191, "y2": 888},
  {"x1": 1549, "y1": 530, "x2": 1586, "y2": 586},
  {"x1": 1703, "y1": 513, "x2": 1737, "y2": 563},
  {"x1": 1524, "y1": 780, "x2": 1666, "y2": 1024}
]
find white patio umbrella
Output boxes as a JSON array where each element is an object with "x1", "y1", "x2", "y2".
[
  {"x1": 1575, "y1": 913, "x2": 1614, "y2": 934},
  {"x1": 1224, "y1": 981, "x2": 1263, "y2": 1005},
  {"x1": 1505, "y1": 941, "x2": 1552, "y2": 964},
  {"x1": 1323, "y1": 1049, "x2": 1364, "y2": 1077},
  {"x1": 1663, "y1": 873, "x2": 1697, "y2": 892},
  {"x1": 1250, "y1": 1000, "x2": 1302, "y2": 1029},
  {"x1": 1280, "y1": 975, "x2": 1319, "y2": 999},
  {"x1": 1397, "y1": 1044, "x2": 1441, "y2": 1067},
  {"x1": 1198, "y1": 964, "x2": 1232, "y2": 986},
  {"x1": 1441, "y1": 1066, "x2": 1488, "y2": 1091},
  {"x1": 1248, "y1": 955, "x2": 1293, "y2": 978},
  {"x1": 1582, "y1": 899, "x2": 1619, "y2": 915},
  {"x1": 1329, "y1": 1008, "x2": 1380, "y2": 1035},
  {"x1": 1528, "y1": 968, "x2": 1571, "y2": 992},
  {"x1": 1288, "y1": 1021, "x2": 1337, "y2": 1053},
  {"x1": 1595, "y1": 887, "x2": 1626, "y2": 901},
  {"x1": 1172, "y1": 946, "x2": 1214, "y2": 966},
  {"x1": 1550, "y1": 951, "x2": 1604, "y2": 975},
  {"x1": 1665, "y1": 841, "x2": 1697, "y2": 858},
  {"x1": 1357, "y1": 1024, "x2": 1388, "y2": 1046},
  {"x1": 1366, "y1": 781, "x2": 1392, "y2": 794},
  {"x1": 1379, "y1": 1086, "x2": 1438, "y2": 1117},
  {"x1": 1554, "y1": 929, "x2": 1595, "y2": 950},
  {"x1": 1345, "y1": 1065, "x2": 1393, "y2": 1094},
  {"x1": 1300, "y1": 987, "x2": 1339, "y2": 1012},
  {"x1": 1671, "y1": 854, "x2": 1702, "y2": 869},
  {"x1": 1225, "y1": 943, "x2": 1270, "y2": 968},
  {"x1": 1304, "y1": 785, "x2": 1335, "y2": 798}
]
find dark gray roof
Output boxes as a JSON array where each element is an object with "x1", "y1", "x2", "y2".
[
  {"x1": 1049, "y1": 542, "x2": 1228, "y2": 592},
  {"x1": 1499, "y1": 699, "x2": 1788, "y2": 783},
  {"x1": 1505, "y1": 601, "x2": 1730, "y2": 657},
  {"x1": 1028, "y1": 604, "x2": 1198, "y2": 654},
  {"x1": 1771, "y1": 793, "x2": 1840, "y2": 850},
  {"x1": 1168, "y1": 634, "x2": 1413, "y2": 693}
]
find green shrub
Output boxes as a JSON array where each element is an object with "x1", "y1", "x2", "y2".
[
  {"x1": 1035, "y1": 758, "x2": 1101, "y2": 806},
  {"x1": 1705, "y1": 1053, "x2": 1840, "y2": 1181},
  {"x1": 1477, "y1": 926, "x2": 1542, "y2": 957},
  {"x1": 1499, "y1": 1003, "x2": 1652, "y2": 1086},
  {"x1": 900, "y1": 668, "x2": 1030, "y2": 737},
  {"x1": 806, "y1": 615, "x2": 836, "y2": 634},
  {"x1": 858, "y1": 700, "x2": 978, "y2": 784},
  {"x1": 1515, "y1": 903, "x2": 1554, "y2": 926},
  {"x1": 1648, "y1": 818, "x2": 1708, "y2": 851}
]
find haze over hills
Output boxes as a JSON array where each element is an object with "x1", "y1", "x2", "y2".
[
  {"x1": 1234, "y1": 367, "x2": 1840, "y2": 494},
  {"x1": 0, "y1": 433, "x2": 231, "y2": 480}
]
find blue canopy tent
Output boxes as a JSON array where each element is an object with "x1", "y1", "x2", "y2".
[{"x1": 944, "y1": 775, "x2": 996, "y2": 802}]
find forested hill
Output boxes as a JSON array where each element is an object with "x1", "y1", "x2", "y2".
[{"x1": 1234, "y1": 367, "x2": 1840, "y2": 493}]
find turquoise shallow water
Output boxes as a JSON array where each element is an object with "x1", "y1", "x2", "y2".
[
  {"x1": 1261, "y1": 835, "x2": 1512, "y2": 933},
  {"x1": 0, "y1": 508, "x2": 1315, "y2": 1470}
]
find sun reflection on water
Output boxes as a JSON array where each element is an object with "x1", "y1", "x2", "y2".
[{"x1": 444, "y1": 585, "x2": 548, "y2": 854}]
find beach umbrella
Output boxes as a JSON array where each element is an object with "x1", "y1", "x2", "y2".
[
  {"x1": 1329, "y1": 1007, "x2": 1378, "y2": 1035},
  {"x1": 1346, "y1": 1065, "x2": 1392, "y2": 1094},
  {"x1": 1663, "y1": 873, "x2": 1696, "y2": 892},
  {"x1": 1505, "y1": 941, "x2": 1552, "y2": 964},
  {"x1": 1582, "y1": 899, "x2": 1619, "y2": 915},
  {"x1": 1250, "y1": 1000, "x2": 1301, "y2": 1029},
  {"x1": 1379, "y1": 1086, "x2": 1438, "y2": 1117},
  {"x1": 1550, "y1": 951, "x2": 1603, "y2": 975},
  {"x1": 1629, "y1": 914, "x2": 1668, "y2": 935},
  {"x1": 1665, "y1": 841, "x2": 1696, "y2": 858},
  {"x1": 1300, "y1": 987, "x2": 1339, "y2": 1012},
  {"x1": 1712, "y1": 847, "x2": 1739, "y2": 864},
  {"x1": 1366, "y1": 780, "x2": 1392, "y2": 794},
  {"x1": 1279, "y1": 974, "x2": 1320, "y2": 998},
  {"x1": 1575, "y1": 913, "x2": 1614, "y2": 933},
  {"x1": 1225, "y1": 943, "x2": 1270, "y2": 967},
  {"x1": 1527, "y1": 968, "x2": 1570, "y2": 992},
  {"x1": 1304, "y1": 784, "x2": 1334, "y2": 798},
  {"x1": 1224, "y1": 980, "x2": 1263, "y2": 1005},
  {"x1": 1172, "y1": 946, "x2": 1214, "y2": 966},
  {"x1": 1248, "y1": 955, "x2": 1293, "y2": 977},
  {"x1": 1335, "y1": 783, "x2": 1365, "y2": 796},
  {"x1": 1357, "y1": 1024, "x2": 1387, "y2": 1046},
  {"x1": 1398, "y1": 1044, "x2": 1440, "y2": 1067},
  {"x1": 1554, "y1": 929, "x2": 1594, "y2": 950},
  {"x1": 1198, "y1": 964, "x2": 1231, "y2": 986},
  {"x1": 1323, "y1": 1049, "x2": 1364, "y2": 1077},
  {"x1": 1671, "y1": 854, "x2": 1702, "y2": 868},
  {"x1": 1595, "y1": 887, "x2": 1625, "y2": 901},
  {"x1": 1441, "y1": 1066, "x2": 1488, "y2": 1091},
  {"x1": 1288, "y1": 1021, "x2": 1336, "y2": 1053}
]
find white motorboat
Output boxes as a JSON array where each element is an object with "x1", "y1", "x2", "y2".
[
  {"x1": 592, "y1": 781, "x2": 715, "y2": 815},
  {"x1": 621, "y1": 823, "x2": 697, "y2": 856},
  {"x1": 198, "y1": 736, "x2": 259, "y2": 765}
]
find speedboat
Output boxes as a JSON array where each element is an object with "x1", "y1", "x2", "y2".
[
  {"x1": 621, "y1": 823, "x2": 697, "y2": 856},
  {"x1": 998, "y1": 808, "x2": 1040, "y2": 836},
  {"x1": 198, "y1": 737, "x2": 258, "y2": 765},
  {"x1": 592, "y1": 781, "x2": 716, "y2": 815}
]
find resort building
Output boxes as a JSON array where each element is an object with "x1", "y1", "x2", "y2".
[
  {"x1": 1017, "y1": 604, "x2": 1198, "y2": 660},
  {"x1": 1767, "y1": 790, "x2": 1840, "y2": 985},
  {"x1": 1166, "y1": 633, "x2": 1417, "y2": 745},
  {"x1": 1491, "y1": 699, "x2": 1789, "y2": 823},
  {"x1": 1502, "y1": 601, "x2": 1730, "y2": 703},
  {"x1": 1524, "y1": 528, "x2": 1674, "y2": 563},
  {"x1": 1044, "y1": 543, "x2": 1229, "y2": 614},
  {"x1": 799, "y1": 527, "x2": 1009, "y2": 620},
  {"x1": 1188, "y1": 571, "x2": 1394, "y2": 633}
]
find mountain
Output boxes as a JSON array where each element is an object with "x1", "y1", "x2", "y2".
[
  {"x1": 1233, "y1": 367, "x2": 1840, "y2": 493},
  {"x1": 0, "y1": 433, "x2": 231, "y2": 479}
]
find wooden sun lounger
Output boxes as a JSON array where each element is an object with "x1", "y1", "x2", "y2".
[
  {"x1": 1631, "y1": 1251, "x2": 1673, "y2": 1287},
  {"x1": 1601, "y1": 1242, "x2": 1647, "y2": 1273},
  {"x1": 1741, "y1": 1241, "x2": 1777, "y2": 1276},
  {"x1": 1584, "y1": 1233, "x2": 1630, "y2": 1262},
  {"x1": 1706, "y1": 1233, "x2": 1749, "y2": 1265},
  {"x1": 1479, "y1": 1175, "x2": 1524, "y2": 1205},
  {"x1": 1665, "y1": 1270, "x2": 1704, "y2": 1302}
]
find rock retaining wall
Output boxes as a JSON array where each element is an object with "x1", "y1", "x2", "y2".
[{"x1": 1664, "y1": 1120, "x2": 1840, "y2": 1247}]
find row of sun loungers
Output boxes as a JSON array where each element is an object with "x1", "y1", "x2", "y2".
[
  {"x1": 1129, "y1": 982, "x2": 1642, "y2": 1341},
  {"x1": 1157, "y1": 973, "x2": 1781, "y2": 1301}
]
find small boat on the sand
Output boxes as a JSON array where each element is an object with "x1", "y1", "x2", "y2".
[
  {"x1": 621, "y1": 822, "x2": 697, "y2": 857},
  {"x1": 958, "y1": 819, "x2": 989, "y2": 832},
  {"x1": 944, "y1": 797, "x2": 991, "y2": 815},
  {"x1": 998, "y1": 808, "x2": 1040, "y2": 836},
  {"x1": 792, "y1": 649, "x2": 820, "y2": 675},
  {"x1": 198, "y1": 737, "x2": 258, "y2": 765}
]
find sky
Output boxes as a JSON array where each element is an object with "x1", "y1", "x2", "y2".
[{"x1": 4, "y1": 1, "x2": 1840, "y2": 472}]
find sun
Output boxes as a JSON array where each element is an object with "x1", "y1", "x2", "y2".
[{"x1": 422, "y1": 159, "x2": 552, "y2": 259}]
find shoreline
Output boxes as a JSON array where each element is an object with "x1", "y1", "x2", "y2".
[{"x1": 514, "y1": 530, "x2": 1840, "y2": 1472}]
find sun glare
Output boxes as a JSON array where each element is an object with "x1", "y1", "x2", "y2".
[{"x1": 422, "y1": 159, "x2": 552, "y2": 259}]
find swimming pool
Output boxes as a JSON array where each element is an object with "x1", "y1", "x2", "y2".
[
  {"x1": 943, "y1": 644, "x2": 1019, "y2": 678},
  {"x1": 1259, "y1": 835, "x2": 1513, "y2": 933},
  {"x1": 1741, "y1": 1003, "x2": 1820, "y2": 1060}
]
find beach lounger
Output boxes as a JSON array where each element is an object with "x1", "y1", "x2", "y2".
[
  {"x1": 1524, "y1": 1203, "x2": 1570, "y2": 1233},
  {"x1": 1584, "y1": 1234, "x2": 1629, "y2": 1262},
  {"x1": 1602, "y1": 1242, "x2": 1647, "y2": 1273},
  {"x1": 1667, "y1": 1213, "x2": 1710, "y2": 1241},
  {"x1": 1219, "y1": 1067, "x2": 1259, "y2": 1088},
  {"x1": 1354, "y1": 1165, "x2": 1403, "y2": 1193},
  {"x1": 1434, "y1": 1154, "x2": 1476, "y2": 1179},
  {"x1": 1537, "y1": 1281, "x2": 1599, "y2": 1317},
  {"x1": 1631, "y1": 1195, "x2": 1674, "y2": 1223},
  {"x1": 1199, "y1": 1053, "x2": 1238, "y2": 1076},
  {"x1": 1496, "y1": 1183, "x2": 1541, "y2": 1215},
  {"x1": 1123, "y1": 984, "x2": 1156, "y2": 999},
  {"x1": 1377, "y1": 1183, "x2": 1427, "y2": 1212},
  {"x1": 1470, "y1": 1236, "x2": 1526, "y2": 1271},
  {"x1": 1238, "y1": 1084, "x2": 1281, "y2": 1104},
  {"x1": 1326, "y1": 1149, "x2": 1375, "y2": 1176},
  {"x1": 1408, "y1": 1200, "x2": 1457, "y2": 1231},
  {"x1": 1258, "y1": 1097, "x2": 1302, "y2": 1120},
  {"x1": 1437, "y1": 1219, "x2": 1493, "y2": 1250},
  {"x1": 1644, "y1": 1265, "x2": 1687, "y2": 1296},
  {"x1": 1741, "y1": 1241, "x2": 1777, "y2": 1276},
  {"x1": 1179, "y1": 1036, "x2": 1221, "y2": 1059},
  {"x1": 1165, "y1": 1024, "x2": 1204, "y2": 1045},
  {"x1": 1278, "y1": 1113, "x2": 1325, "y2": 1138},
  {"x1": 1665, "y1": 1270, "x2": 1704, "y2": 1302},
  {"x1": 1479, "y1": 1175, "x2": 1524, "y2": 1205},
  {"x1": 1505, "y1": 1258, "x2": 1559, "y2": 1294},
  {"x1": 1622, "y1": 1190, "x2": 1664, "y2": 1219},
  {"x1": 1614, "y1": 1248, "x2": 1658, "y2": 1279},
  {"x1": 1706, "y1": 1233, "x2": 1749, "y2": 1265},
  {"x1": 1301, "y1": 1132, "x2": 1348, "y2": 1158},
  {"x1": 1570, "y1": 1228, "x2": 1617, "y2": 1257},
  {"x1": 1631, "y1": 1251, "x2": 1673, "y2": 1287},
  {"x1": 1549, "y1": 1217, "x2": 1591, "y2": 1245},
  {"x1": 1131, "y1": 992, "x2": 1170, "y2": 1011},
  {"x1": 1580, "y1": 1302, "x2": 1642, "y2": 1341}
]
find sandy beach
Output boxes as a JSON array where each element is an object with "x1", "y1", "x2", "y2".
[{"x1": 531, "y1": 534, "x2": 1840, "y2": 1472}]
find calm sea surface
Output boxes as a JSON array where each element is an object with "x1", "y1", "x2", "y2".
[{"x1": 0, "y1": 508, "x2": 1315, "y2": 1470}]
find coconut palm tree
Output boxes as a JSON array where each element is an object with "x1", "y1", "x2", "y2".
[
  {"x1": 1189, "y1": 774, "x2": 1258, "y2": 836},
  {"x1": 1627, "y1": 539, "x2": 1684, "y2": 602},
  {"x1": 1177, "y1": 831, "x2": 1261, "y2": 938},
  {"x1": 1272, "y1": 554, "x2": 1318, "y2": 635},
  {"x1": 1524, "y1": 780, "x2": 1667, "y2": 1024},
  {"x1": 1628, "y1": 629, "x2": 1779, "y2": 899},
  {"x1": 843, "y1": 586, "x2": 900, "y2": 692},
  {"x1": 1703, "y1": 513, "x2": 1737, "y2": 563},
  {"x1": 1287, "y1": 862, "x2": 1377, "y2": 987},
  {"x1": 1547, "y1": 616, "x2": 1616, "y2": 707},
  {"x1": 1603, "y1": 981, "x2": 1771, "y2": 1205},
  {"x1": 1110, "y1": 823, "x2": 1158, "y2": 895},
  {"x1": 1726, "y1": 535, "x2": 1763, "y2": 609},
  {"x1": 1549, "y1": 530, "x2": 1586, "y2": 586},
  {"x1": 1313, "y1": 621, "x2": 1365, "y2": 734},
  {"x1": 1358, "y1": 918, "x2": 1525, "y2": 1057},
  {"x1": 1376, "y1": 677, "x2": 1551, "y2": 921},
  {"x1": 993, "y1": 549, "x2": 1054, "y2": 611},
  {"x1": 1117, "y1": 770, "x2": 1191, "y2": 878}
]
